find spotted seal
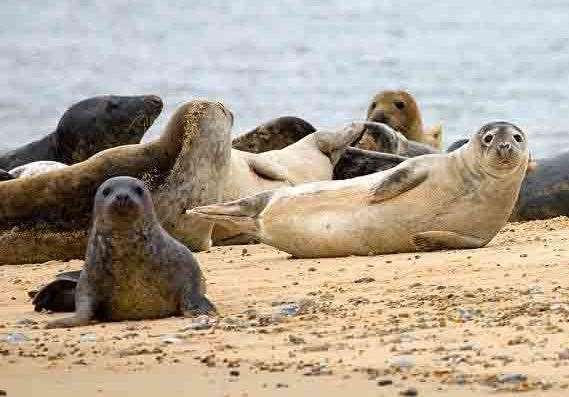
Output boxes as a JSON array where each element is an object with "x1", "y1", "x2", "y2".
[
  {"x1": 190, "y1": 122, "x2": 529, "y2": 258},
  {"x1": 45, "y1": 176, "x2": 216, "y2": 328},
  {"x1": 0, "y1": 94, "x2": 163, "y2": 170}
]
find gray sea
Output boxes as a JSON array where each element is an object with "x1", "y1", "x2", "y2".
[{"x1": 1, "y1": 0, "x2": 568, "y2": 157}]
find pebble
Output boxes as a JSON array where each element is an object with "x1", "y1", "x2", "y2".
[
  {"x1": 389, "y1": 355, "x2": 415, "y2": 369},
  {"x1": 180, "y1": 316, "x2": 215, "y2": 331},
  {"x1": 496, "y1": 373, "x2": 527, "y2": 384},
  {"x1": 79, "y1": 333, "x2": 97, "y2": 343},
  {"x1": 0, "y1": 389, "x2": 6, "y2": 396},
  {"x1": 354, "y1": 277, "x2": 375, "y2": 284},
  {"x1": 558, "y1": 349, "x2": 569, "y2": 360},
  {"x1": 160, "y1": 335, "x2": 182, "y2": 344},
  {"x1": 400, "y1": 387, "x2": 418, "y2": 396},
  {"x1": 3, "y1": 333, "x2": 28, "y2": 344},
  {"x1": 377, "y1": 379, "x2": 393, "y2": 386}
]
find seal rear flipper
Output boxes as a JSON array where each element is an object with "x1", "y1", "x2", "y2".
[
  {"x1": 248, "y1": 157, "x2": 290, "y2": 182},
  {"x1": 412, "y1": 231, "x2": 486, "y2": 251},
  {"x1": 187, "y1": 191, "x2": 273, "y2": 236},
  {"x1": 32, "y1": 278, "x2": 78, "y2": 312},
  {"x1": 369, "y1": 163, "x2": 429, "y2": 204}
]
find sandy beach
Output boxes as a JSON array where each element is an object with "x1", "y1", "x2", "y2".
[{"x1": 1, "y1": 217, "x2": 569, "y2": 396}]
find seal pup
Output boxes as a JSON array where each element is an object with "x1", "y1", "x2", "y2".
[
  {"x1": 214, "y1": 122, "x2": 366, "y2": 245},
  {"x1": 0, "y1": 94, "x2": 163, "y2": 170},
  {"x1": 9, "y1": 161, "x2": 68, "y2": 178},
  {"x1": 190, "y1": 122, "x2": 529, "y2": 258},
  {"x1": 365, "y1": 90, "x2": 443, "y2": 149},
  {"x1": 0, "y1": 100, "x2": 232, "y2": 265},
  {"x1": 232, "y1": 116, "x2": 316, "y2": 153},
  {"x1": 45, "y1": 177, "x2": 215, "y2": 329}
]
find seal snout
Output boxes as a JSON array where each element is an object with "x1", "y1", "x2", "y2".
[{"x1": 144, "y1": 95, "x2": 164, "y2": 113}]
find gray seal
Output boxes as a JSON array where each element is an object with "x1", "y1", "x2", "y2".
[
  {"x1": 0, "y1": 94, "x2": 163, "y2": 170},
  {"x1": 0, "y1": 100, "x2": 232, "y2": 265},
  {"x1": 45, "y1": 176, "x2": 216, "y2": 328},
  {"x1": 232, "y1": 116, "x2": 316, "y2": 153}
]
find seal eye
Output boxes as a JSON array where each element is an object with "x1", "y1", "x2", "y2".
[
  {"x1": 513, "y1": 134, "x2": 523, "y2": 143},
  {"x1": 134, "y1": 186, "x2": 144, "y2": 197},
  {"x1": 102, "y1": 188, "x2": 111, "y2": 197},
  {"x1": 394, "y1": 101, "x2": 405, "y2": 110},
  {"x1": 483, "y1": 134, "x2": 494, "y2": 144},
  {"x1": 370, "y1": 101, "x2": 377, "y2": 110}
]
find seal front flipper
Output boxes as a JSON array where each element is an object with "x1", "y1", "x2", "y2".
[
  {"x1": 45, "y1": 277, "x2": 97, "y2": 329},
  {"x1": 314, "y1": 123, "x2": 367, "y2": 164},
  {"x1": 412, "y1": 231, "x2": 486, "y2": 251},
  {"x1": 182, "y1": 294, "x2": 217, "y2": 316},
  {"x1": 248, "y1": 157, "x2": 290, "y2": 182},
  {"x1": 369, "y1": 163, "x2": 429, "y2": 203}
]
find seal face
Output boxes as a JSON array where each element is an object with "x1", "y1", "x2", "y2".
[
  {"x1": 232, "y1": 116, "x2": 316, "y2": 153},
  {"x1": 191, "y1": 122, "x2": 529, "y2": 258},
  {"x1": 0, "y1": 94, "x2": 163, "y2": 170},
  {"x1": 45, "y1": 176, "x2": 216, "y2": 329},
  {"x1": 0, "y1": 100, "x2": 232, "y2": 265},
  {"x1": 364, "y1": 90, "x2": 442, "y2": 149}
]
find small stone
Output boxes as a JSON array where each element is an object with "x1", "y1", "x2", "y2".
[
  {"x1": 180, "y1": 315, "x2": 215, "y2": 331},
  {"x1": 3, "y1": 333, "x2": 28, "y2": 344},
  {"x1": 400, "y1": 387, "x2": 418, "y2": 396},
  {"x1": 0, "y1": 389, "x2": 6, "y2": 396},
  {"x1": 558, "y1": 349, "x2": 569, "y2": 360},
  {"x1": 288, "y1": 334, "x2": 306, "y2": 345},
  {"x1": 377, "y1": 379, "x2": 393, "y2": 386},
  {"x1": 229, "y1": 370, "x2": 240, "y2": 377},
  {"x1": 79, "y1": 333, "x2": 97, "y2": 343},
  {"x1": 15, "y1": 319, "x2": 37, "y2": 326},
  {"x1": 160, "y1": 335, "x2": 182, "y2": 344},
  {"x1": 354, "y1": 277, "x2": 375, "y2": 284},
  {"x1": 496, "y1": 373, "x2": 527, "y2": 383},
  {"x1": 389, "y1": 355, "x2": 415, "y2": 369}
]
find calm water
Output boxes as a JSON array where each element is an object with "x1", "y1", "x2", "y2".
[{"x1": 1, "y1": 0, "x2": 568, "y2": 157}]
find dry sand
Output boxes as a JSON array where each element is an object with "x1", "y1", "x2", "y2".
[{"x1": 1, "y1": 218, "x2": 569, "y2": 396}]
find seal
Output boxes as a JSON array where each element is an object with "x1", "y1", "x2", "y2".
[
  {"x1": 365, "y1": 90, "x2": 443, "y2": 149},
  {"x1": 45, "y1": 176, "x2": 216, "y2": 328},
  {"x1": 351, "y1": 122, "x2": 438, "y2": 157},
  {"x1": 190, "y1": 122, "x2": 529, "y2": 258},
  {"x1": 0, "y1": 94, "x2": 163, "y2": 170},
  {"x1": 9, "y1": 161, "x2": 68, "y2": 178},
  {"x1": 215, "y1": 122, "x2": 365, "y2": 245},
  {"x1": 232, "y1": 116, "x2": 316, "y2": 153},
  {"x1": 447, "y1": 138, "x2": 569, "y2": 222},
  {"x1": 0, "y1": 100, "x2": 232, "y2": 265}
]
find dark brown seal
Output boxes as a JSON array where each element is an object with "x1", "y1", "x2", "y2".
[
  {"x1": 45, "y1": 176, "x2": 215, "y2": 328},
  {"x1": 0, "y1": 94, "x2": 163, "y2": 170},
  {"x1": 231, "y1": 116, "x2": 316, "y2": 153},
  {"x1": 0, "y1": 100, "x2": 232, "y2": 265}
]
